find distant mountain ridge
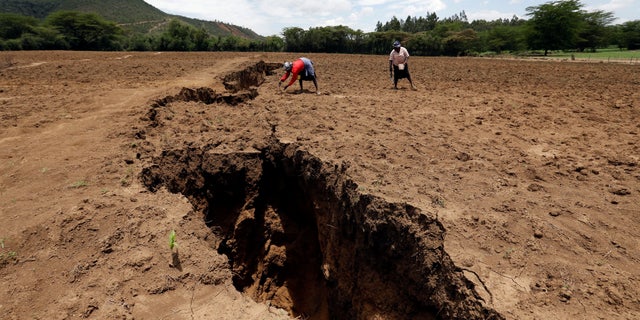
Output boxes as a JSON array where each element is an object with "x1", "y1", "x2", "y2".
[{"x1": 0, "y1": 0, "x2": 263, "y2": 39}]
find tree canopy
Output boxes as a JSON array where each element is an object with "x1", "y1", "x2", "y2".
[
  {"x1": 525, "y1": 0, "x2": 584, "y2": 55},
  {"x1": 45, "y1": 11, "x2": 123, "y2": 50}
]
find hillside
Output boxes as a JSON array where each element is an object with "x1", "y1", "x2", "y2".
[{"x1": 0, "y1": 0, "x2": 263, "y2": 39}]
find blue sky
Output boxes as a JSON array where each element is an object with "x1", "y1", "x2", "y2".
[{"x1": 144, "y1": 0, "x2": 639, "y2": 36}]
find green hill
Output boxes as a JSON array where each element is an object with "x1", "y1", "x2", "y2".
[{"x1": 0, "y1": 0, "x2": 263, "y2": 39}]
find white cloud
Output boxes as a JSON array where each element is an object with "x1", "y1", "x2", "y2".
[
  {"x1": 388, "y1": 0, "x2": 447, "y2": 15},
  {"x1": 592, "y1": 0, "x2": 635, "y2": 11},
  {"x1": 357, "y1": 0, "x2": 393, "y2": 5},
  {"x1": 142, "y1": 0, "x2": 638, "y2": 36},
  {"x1": 467, "y1": 9, "x2": 516, "y2": 21},
  {"x1": 583, "y1": 0, "x2": 638, "y2": 24}
]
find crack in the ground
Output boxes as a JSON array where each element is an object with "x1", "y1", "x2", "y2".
[
  {"x1": 151, "y1": 60, "x2": 281, "y2": 108},
  {"x1": 137, "y1": 61, "x2": 504, "y2": 320},
  {"x1": 140, "y1": 139, "x2": 503, "y2": 320}
]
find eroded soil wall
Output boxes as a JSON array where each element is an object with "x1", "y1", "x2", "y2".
[{"x1": 141, "y1": 139, "x2": 503, "y2": 320}]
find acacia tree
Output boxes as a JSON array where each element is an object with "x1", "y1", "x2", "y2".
[
  {"x1": 620, "y1": 20, "x2": 640, "y2": 50},
  {"x1": 525, "y1": 0, "x2": 584, "y2": 55},
  {"x1": 45, "y1": 11, "x2": 123, "y2": 50},
  {"x1": 484, "y1": 25, "x2": 526, "y2": 53},
  {"x1": 0, "y1": 13, "x2": 38, "y2": 39},
  {"x1": 577, "y1": 10, "x2": 615, "y2": 51}
]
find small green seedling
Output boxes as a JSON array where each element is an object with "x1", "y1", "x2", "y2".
[
  {"x1": 0, "y1": 238, "x2": 17, "y2": 264},
  {"x1": 169, "y1": 230, "x2": 177, "y2": 250},
  {"x1": 70, "y1": 180, "x2": 88, "y2": 188}
]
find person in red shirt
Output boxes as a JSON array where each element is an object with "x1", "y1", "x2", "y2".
[{"x1": 279, "y1": 57, "x2": 319, "y2": 94}]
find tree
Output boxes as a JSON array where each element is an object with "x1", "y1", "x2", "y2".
[
  {"x1": 192, "y1": 27, "x2": 210, "y2": 51},
  {"x1": 45, "y1": 11, "x2": 123, "y2": 50},
  {"x1": 163, "y1": 19, "x2": 194, "y2": 50},
  {"x1": 261, "y1": 36, "x2": 285, "y2": 52},
  {"x1": 0, "y1": 13, "x2": 56, "y2": 50},
  {"x1": 282, "y1": 27, "x2": 305, "y2": 52},
  {"x1": 404, "y1": 16, "x2": 417, "y2": 33},
  {"x1": 0, "y1": 13, "x2": 39, "y2": 40},
  {"x1": 577, "y1": 10, "x2": 615, "y2": 52},
  {"x1": 422, "y1": 12, "x2": 439, "y2": 31},
  {"x1": 406, "y1": 31, "x2": 442, "y2": 56},
  {"x1": 484, "y1": 25, "x2": 526, "y2": 53},
  {"x1": 153, "y1": 20, "x2": 216, "y2": 51},
  {"x1": 363, "y1": 32, "x2": 391, "y2": 54},
  {"x1": 127, "y1": 34, "x2": 152, "y2": 51},
  {"x1": 376, "y1": 16, "x2": 402, "y2": 32},
  {"x1": 525, "y1": 0, "x2": 584, "y2": 55},
  {"x1": 442, "y1": 29, "x2": 480, "y2": 56},
  {"x1": 619, "y1": 20, "x2": 640, "y2": 50},
  {"x1": 387, "y1": 16, "x2": 402, "y2": 31}
]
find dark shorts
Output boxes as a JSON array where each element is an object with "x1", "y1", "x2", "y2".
[
  {"x1": 300, "y1": 71, "x2": 317, "y2": 81},
  {"x1": 393, "y1": 64, "x2": 409, "y2": 80}
]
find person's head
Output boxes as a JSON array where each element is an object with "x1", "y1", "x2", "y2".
[
  {"x1": 393, "y1": 40, "x2": 401, "y2": 51},
  {"x1": 283, "y1": 61, "x2": 293, "y2": 72}
]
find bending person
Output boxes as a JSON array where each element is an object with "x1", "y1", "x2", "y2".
[{"x1": 279, "y1": 57, "x2": 319, "y2": 93}]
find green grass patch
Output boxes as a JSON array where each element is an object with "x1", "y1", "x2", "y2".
[
  {"x1": 549, "y1": 48, "x2": 640, "y2": 61},
  {"x1": 69, "y1": 180, "x2": 88, "y2": 188},
  {"x1": 0, "y1": 238, "x2": 17, "y2": 266}
]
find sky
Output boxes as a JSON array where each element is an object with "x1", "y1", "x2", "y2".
[{"x1": 143, "y1": 0, "x2": 639, "y2": 36}]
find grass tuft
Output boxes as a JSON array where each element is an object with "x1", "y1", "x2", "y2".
[{"x1": 69, "y1": 180, "x2": 88, "y2": 188}]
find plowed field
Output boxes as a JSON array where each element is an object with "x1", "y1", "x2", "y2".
[{"x1": 1, "y1": 51, "x2": 638, "y2": 319}]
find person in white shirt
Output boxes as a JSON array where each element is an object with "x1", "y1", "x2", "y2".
[{"x1": 389, "y1": 40, "x2": 417, "y2": 90}]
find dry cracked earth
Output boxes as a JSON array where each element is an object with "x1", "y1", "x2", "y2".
[{"x1": 0, "y1": 51, "x2": 639, "y2": 319}]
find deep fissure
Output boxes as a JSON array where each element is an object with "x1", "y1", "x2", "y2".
[
  {"x1": 217, "y1": 148, "x2": 329, "y2": 317},
  {"x1": 140, "y1": 142, "x2": 503, "y2": 320},
  {"x1": 150, "y1": 60, "x2": 281, "y2": 108},
  {"x1": 138, "y1": 61, "x2": 503, "y2": 319}
]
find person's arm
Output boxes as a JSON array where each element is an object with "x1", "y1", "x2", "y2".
[
  {"x1": 389, "y1": 60, "x2": 393, "y2": 77},
  {"x1": 283, "y1": 61, "x2": 304, "y2": 89},
  {"x1": 286, "y1": 72, "x2": 299, "y2": 88},
  {"x1": 389, "y1": 52, "x2": 394, "y2": 76},
  {"x1": 278, "y1": 72, "x2": 290, "y2": 88}
]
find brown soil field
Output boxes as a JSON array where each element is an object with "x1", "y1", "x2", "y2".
[{"x1": 0, "y1": 51, "x2": 638, "y2": 320}]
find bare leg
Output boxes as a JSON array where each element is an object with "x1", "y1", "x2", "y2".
[
  {"x1": 407, "y1": 72, "x2": 416, "y2": 90},
  {"x1": 406, "y1": 65, "x2": 417, "y2": 90},
  {"x1": 392, "y1": 67, "x2": 398, "y2": 89}
]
